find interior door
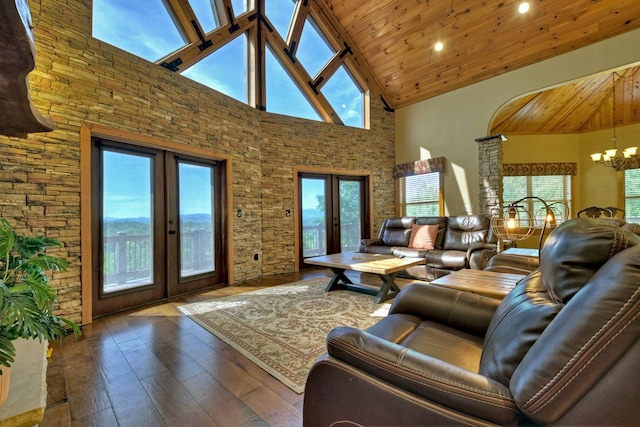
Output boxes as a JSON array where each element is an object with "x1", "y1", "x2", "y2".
[
  {"x1": 92, "y1": 139, "x2": 225, "y2": 317},
  {"x1": 299, "y1": 173, "x2": 368, "y2": 266}
]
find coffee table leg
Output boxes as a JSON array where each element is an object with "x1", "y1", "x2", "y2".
[
  {"x1": 325, "y1": 267, "x2": 353, "y2": 292},
  {"x1": 375, "y1": 273, "x2": 401, "y2": 304}
]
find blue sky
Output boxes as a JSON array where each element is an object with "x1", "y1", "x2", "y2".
[
  {"x1": 102, "y1": 151, "x2": 214, "y2": 219},
  {"x1": 92, "y1": 0, "x2": 363, "y2": 127}
]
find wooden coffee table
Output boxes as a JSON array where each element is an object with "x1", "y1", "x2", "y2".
[
  {"x1": 305, "y1": 253, "x2": 425, "y2": 303},
  {"x1": 429, "y1": 269, "x2": 526, "y2": 299}
]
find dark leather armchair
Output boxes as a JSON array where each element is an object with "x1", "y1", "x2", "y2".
[{"x1": 303, "y1": 218, "x2": 640, "y2": 426}]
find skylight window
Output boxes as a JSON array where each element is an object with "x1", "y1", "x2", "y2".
[
  {"x1": 297, "y1": 16, "x2": 336, "y2": 78},
  {"x1": 231, "y1": 0, "x2": 248, "y2": 16},
  {"x1": 266, "y1": 47, "x2": 321, "y2": 122},
  {"x1": 265, "y1": 0, "x2": 296, "y2": 39},
  {"x1": 187, "y1": 0, "x2": 222, "y2": 34},
  {"x1": 181, "y1": 34, "x2": 248, "y2": 103},
  {"x1": 92, "y1": 0, "x2": 186, "y2": 62},
  {"x1": 322, "y1": 65, "x2": 364, "y2": 128}
]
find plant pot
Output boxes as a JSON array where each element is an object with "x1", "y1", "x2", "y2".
[{"x1": 0, "y1": 366, "x2": 10, "y2": 406}]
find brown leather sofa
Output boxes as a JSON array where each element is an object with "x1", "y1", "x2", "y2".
[
  {"x1": 304, "y1": 218, "x2": 640, "y2": 426},
  {"x1": 359, "y1": 215, "x2": 498, "y2": 280}
]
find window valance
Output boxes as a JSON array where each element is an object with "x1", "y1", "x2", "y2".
[
  {"x1": 503, "y1": 162, "x2": 577, "y2": 176},
  {"x1": 393, "y1": 157, "x2": 445, "y2": 179}
]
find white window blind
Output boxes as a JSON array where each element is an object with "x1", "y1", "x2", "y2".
[
  {"x1": 625, "y1": 169, "x2": 640, "y2": 223},
  {"x1": 399, "y1": 172, "x2": 441, "y2": 216},
  {"x1": 503, "y1": 175, "x2": 572, "y2": 226}
]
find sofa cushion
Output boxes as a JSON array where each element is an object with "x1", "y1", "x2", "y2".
[
  {"x1": 415, "y1": 216, "x2": 448, "y2": 249},
  {"x1": 424, "y1": 249, "x2": 467, "y2": 269},
  {"x1": 408, "y1": 224, "x2": 439, "y2": 249}
]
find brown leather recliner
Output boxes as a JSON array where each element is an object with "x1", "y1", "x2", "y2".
[{"x1": 303, "y1": 218, "x2": 640, "y2": 426}]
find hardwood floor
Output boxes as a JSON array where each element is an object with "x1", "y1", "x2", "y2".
[{"x1": 41, "y1": 269, "x2": 420, "y2": 427}]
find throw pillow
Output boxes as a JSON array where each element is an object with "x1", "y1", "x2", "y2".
[{"x1": 408, "y1": 224, "x2": 439, "y2": 249}]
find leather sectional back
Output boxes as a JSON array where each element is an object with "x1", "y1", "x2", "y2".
[
  {"x1": 380, "y1": 217, "x2": 415, "y2": 246},
  {"x1": 443, "y1": 215, "x2": 493, "y2": 250}
]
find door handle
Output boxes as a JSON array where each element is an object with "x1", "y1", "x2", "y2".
[{"x1": 168, "y1": 230, "x2": 176, "y2": 235}]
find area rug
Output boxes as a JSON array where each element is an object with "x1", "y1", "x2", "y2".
[{"x1": 178, "y1": 278, "x2": 391, "y2": 393}]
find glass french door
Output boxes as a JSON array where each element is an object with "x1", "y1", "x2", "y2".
[
  {"x1": 92, "y1": 139, "x2": 224, "y2": 316},
  {"x1": 299, "y1": 173, "x2": 369, "y2": 265}
]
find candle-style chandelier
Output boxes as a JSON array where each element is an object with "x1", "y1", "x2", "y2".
[{"x1": 590, "y1": 72, "x2": 637, "y2": 171}]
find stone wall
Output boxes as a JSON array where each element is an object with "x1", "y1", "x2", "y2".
[
  {"x1": 476, "y1": 135, "x2": 505, "y2": 216},
  {"x1": 0, "y1": 0, "x2": 396, "y2": 323}
]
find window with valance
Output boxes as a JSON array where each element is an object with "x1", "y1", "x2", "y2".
[{"x1": 394, "y1": 158, "x2": 445, "y2": 216}]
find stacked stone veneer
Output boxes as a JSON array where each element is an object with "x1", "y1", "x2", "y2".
[
  {"x1": 0, "y1": 0, "x2": 396, "y2": 324},
  {"x1": 477, "y1": 135, "x2": 504, "y2": 216}
]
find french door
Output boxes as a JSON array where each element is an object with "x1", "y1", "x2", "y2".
[
  {"x1": 92, "y1": 138, "x2": 225, "y2": 316},
  {"x1": 299, "y1": 173, "x2": 369, "y2": 266}
]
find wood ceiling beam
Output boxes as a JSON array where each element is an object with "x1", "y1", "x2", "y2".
[
  {"x1": 164, "y1": 0, "x2": 201, "y2": 42},
  {"x1": 285, "y1": 0, "x2": 310, "y2": 60},
  {"x1": 156, "y1": 12, "x2": 257, "y2": 72}
]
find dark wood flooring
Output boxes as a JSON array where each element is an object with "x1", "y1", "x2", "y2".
[{"x1": 41, "y1": 268, "x2": 420, "y2": 427}]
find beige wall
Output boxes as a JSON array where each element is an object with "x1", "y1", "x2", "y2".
[
  {"x1": 396, "y1": 28, "x2": 640, "y2": 215},
  {"x1": 0, "y1": 0, "x2": 395, "y2": 324}
]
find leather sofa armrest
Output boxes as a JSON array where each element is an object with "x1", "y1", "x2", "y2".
[
  {"x1": 326, "y1": 327, "x2": 520, "y2": 425},
  {"x1": 466, "y1": 243, "x2": 498, "y2": 269},
  {"x1": 360, "y1": 237, "x2": 383, "y2": 249},
  {"x1": 389, "y1": 283, "x2": 500, "y2": 337}
]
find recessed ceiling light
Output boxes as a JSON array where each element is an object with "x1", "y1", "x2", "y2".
[
  {"x1": 518, "y1": 2, "x2": 530, "y2": 14},
  {"x1": 434, "y1": 42, "x2": 444, "y2": 52}
]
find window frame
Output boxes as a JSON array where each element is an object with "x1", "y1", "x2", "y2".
[
  {"x1": 503, "y1": 174, "x2": 573, "y2": 228},
  {"x1": 624, "y1": 168, "x2": 640, "y2": 223},
  {"x1": 398, "y1": 172, "x2": 444, "y2": 217}
]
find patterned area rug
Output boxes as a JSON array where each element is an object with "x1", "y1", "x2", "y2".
[{"x1": 178, "y1": 278, "x2": 391, "y2": 393}]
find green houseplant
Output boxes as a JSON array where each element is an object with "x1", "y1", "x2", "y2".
[{"x1": 0, "y1": 218, "x2": 80, "y2": 375}]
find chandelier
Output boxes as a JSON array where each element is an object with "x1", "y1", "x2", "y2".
[{"x1": 590, "y1": 72, "x2": 637, "y2": 171}]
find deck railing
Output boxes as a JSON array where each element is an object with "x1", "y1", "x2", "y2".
[
  {"x1": 103, "y1": 224, "x2": 360, "y2": 286},
  {"x1": 103, "y1": 229, "x2": 213, "y2": 286}
]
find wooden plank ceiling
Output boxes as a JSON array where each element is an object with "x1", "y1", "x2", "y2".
[
  {"x1": 490, "y1": 65, "x2": 640, "y2": 134},
  {"x1": 324, "y1": 0, "x2": 640, "y2": 133}
]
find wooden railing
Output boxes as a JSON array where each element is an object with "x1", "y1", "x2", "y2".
[
  {"x1": 103, "y1": 224, "x2": 360, "y2": 285},
  {"x1": 103, "y1": 229, "x2": 213, "y2": 285},
  {"x1": 302, "y1": 223, "x2": 361, "y2": 256}
]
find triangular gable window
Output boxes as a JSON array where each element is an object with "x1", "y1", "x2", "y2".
[
  {"x1": 187, "y1": 0, "x2": 223, "y2": 34},
  {"x1": 322, "y1": 65, "x2": 364, "y2": 128},
  {"x1": 181, "y1": 34, "x2": 248, "y2": 103},
  {"x1": 297, "y1": 16, "x2": 336, "y2": 78},
  {"x1": 231, "y1": 0, "x2": 248, "y2": 16},
  {"x1": 92, "y1": 0, "x2": 186, "y2": 62},
  {"x1": 266, "y1": 0, "x2": 296, "y2": 40},
  {"x1": 92, "y1": 0, "x2": 384, "y2": 128},
  {"x1": 266, "y1": 47, "x2": 321, "y2": 122}
]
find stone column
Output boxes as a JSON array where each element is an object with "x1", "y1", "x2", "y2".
[{"x1": 475, "y1": 134, "x2": 507, "y2": 216}]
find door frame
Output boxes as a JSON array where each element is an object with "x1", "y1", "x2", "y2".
[
  {"x1": 80, "y1": 123, "x2": 234, "y2": 325},
  {"x1": 293, "y1": 165, "x2": 374, "y2": 271}
]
